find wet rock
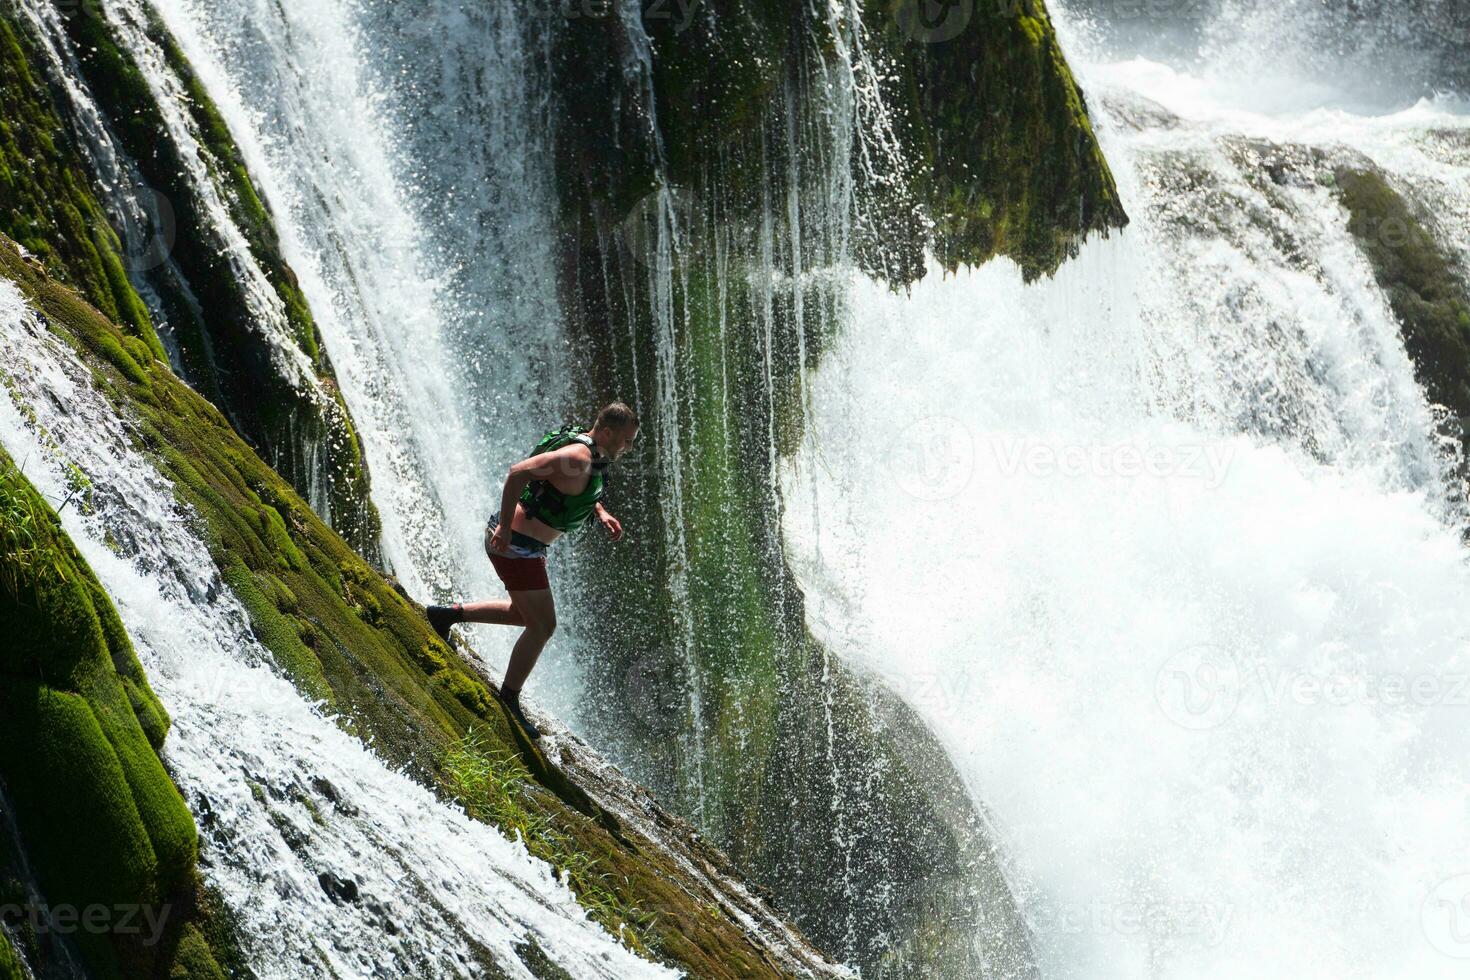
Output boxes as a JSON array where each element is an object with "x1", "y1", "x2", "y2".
[{"x1": 317, "y1": 872, "x2": 359, "y2": 905}]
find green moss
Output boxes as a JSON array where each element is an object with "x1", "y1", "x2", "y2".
[
  {"x1": 1336, "y1": 167, "x2": 1470, "y2": 429},
  {"x1": 0, "y1": 445, "x2": 240, "y2": 978},
  {"x1": 0, "y1": 930, "x2": 22, "y2": 980},
  {"x1": 865, "y1": 0, "x2": 1128, "y2": 280},
  {"x1": 221, "y1": 557, "x2": 336, "y2": 706},
  {"x1": 558, "y1": 0, "x2": 1123, "y2": 289},
  {"x1": 167, "y1": 924, "x2": 227, "y2": 980},
  {"x1": 0, "y1": 237, "x2": 822, "y2": 979},
  {"x1": 445, "y1": 730, "x2": 660, "y2": 959},
  {"x1": 0, "y1": 14, "x2": 162, "y2": 354},
  {"x1": 42, "y1": 1, "x2": 382, "y2": 558}
]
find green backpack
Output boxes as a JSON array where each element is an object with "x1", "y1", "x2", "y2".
[{"x1": 517, "y1": 424, "x2": 608, "y2": 532}]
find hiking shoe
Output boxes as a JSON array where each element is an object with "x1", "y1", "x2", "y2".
[
  {"x1": 498, "y1": 687, "x2": 542, "y2": 739},
  {"x1": 426, "y1": 604, "x2": 462, "y2": 644}
]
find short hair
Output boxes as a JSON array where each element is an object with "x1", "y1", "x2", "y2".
[{"x1": 594, "y1": 401, "x2": 639, "y2": 431}]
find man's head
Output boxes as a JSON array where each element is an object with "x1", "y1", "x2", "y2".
[{"x1": 591, "y1": 401, "x2": 639, "y2": 460}]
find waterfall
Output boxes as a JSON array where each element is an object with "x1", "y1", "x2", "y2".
[
  {"x1": 10, "y1": 0, "x2": 1466, "y2": 974},
  {"x1": 0, "y1": 280, "x2": 672, "y2": 978},
  {"x1": 132, "y1": 0, "x2": 567, "y2": 613},
  {"x1": 782, "y1": 3, "x2": 1470, "y2": 978}
]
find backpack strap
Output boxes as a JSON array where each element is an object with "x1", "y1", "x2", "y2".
[{"x1": 568, "y1": 432, "x2": 612, "y2": 472}]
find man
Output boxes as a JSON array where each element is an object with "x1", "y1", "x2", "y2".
[{"x1": 425, "y1": 402, "x2": 639, "y2": 738}]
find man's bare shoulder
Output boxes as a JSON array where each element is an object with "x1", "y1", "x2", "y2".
[{"x1": 546, "y1": 441, "x2": 592, "y2": 476}]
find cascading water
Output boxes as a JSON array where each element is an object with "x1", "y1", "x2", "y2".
[
  {"x1": 135, "y1": 0, "x2": 567, "y2": 614},
  {"x1": 782, "y1": 3, "x2": 1470, "y2": 978},
  {"x1": 0, "y1": 279, "x2": 672, "y2": 979}
]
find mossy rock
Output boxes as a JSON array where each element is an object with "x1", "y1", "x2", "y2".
[
  {"x1": 865, "y1": 0, "x2": 1129, "y2": 280},
  {"x1": 0, "y1": 445, "x2": 233, "y2": 979},
  {"x1": 550, "y1": 0, "x2": 1125, "y2": 286},
  {"x1": 1335, "y1": 165, "x2": 1470, "y2": 462},
  {"x1": 0, "y1": 930, "x2": 23, "y2": 980},
  {"x1": 0, "y1": 11, "x2": 161, "y2": 352},
  {"x1": 558, "y1": 201, "x2": 1025, "y2": 973}
]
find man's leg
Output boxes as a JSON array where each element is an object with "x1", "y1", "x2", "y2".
[
  {"x1": 425, "y1": 598, "x2": 522, "y2": 641},
  {"x1": 502, "y1": 588, "x2": 556, "y2": 692},
  {"x1": 458, "y1": 599, "x2": 525, "y2": 626}
]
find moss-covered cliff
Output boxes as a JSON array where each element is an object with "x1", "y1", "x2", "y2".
[
  {"x1": 0, "y1": 0, "x2": 381, "y2": 560},
  {"x1": 0, "y1": 13, "x2": 160, "y2": 356},
  {"x1": 553, "y1": 0, "x2": 1125, "y2": 287},
  {"x1": 0, "y1": 444, "x2": 245, "y2": 979},
  {"x1": 869, "y1": 0, "x2": 1127, "y2": 280},
  {"x1": 0, "y1": 235, "x2": 846, "y2": 979}
]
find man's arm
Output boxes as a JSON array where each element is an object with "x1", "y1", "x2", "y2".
[
  {"x1": 593, "y1": 500, "x2": 623, "y2": 541},
  {"x1": 491, "y1": 445, "x2": 590, "y2": 548}
]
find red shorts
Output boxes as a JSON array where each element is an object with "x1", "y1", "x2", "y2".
[{"x1": 489, "y1": 552, "x2": 550, "y2": 591}]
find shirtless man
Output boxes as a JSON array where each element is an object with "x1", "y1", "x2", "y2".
[{"x1": 426, "y1": 402, "x2": 639, "y2": 737}]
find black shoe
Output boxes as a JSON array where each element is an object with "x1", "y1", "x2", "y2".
[
  {"x1": 497, "y1": 687, "x2": 541, "y2": 739},
  {"x1": 426, "y1": 604, "x2": 462, "y2": 644}
]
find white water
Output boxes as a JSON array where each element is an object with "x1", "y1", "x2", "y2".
[
  {"x1": 0, "y1": 280, "x2": 671, "y2": 978},
  {"x1": 782, "y1": 12, "x2": 1470, "y2": 980}
]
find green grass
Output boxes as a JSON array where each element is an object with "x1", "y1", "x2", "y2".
[
  {"x1": 444, "y1": 729, "x2": 661, "y2": 958},
  {"x1": 0, "y1": 461, "x2": 69, "y2": 599}
]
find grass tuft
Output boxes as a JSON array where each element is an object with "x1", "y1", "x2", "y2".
[{"x1": 443, "y1": 729, "x2": 661, "y2": 958}]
